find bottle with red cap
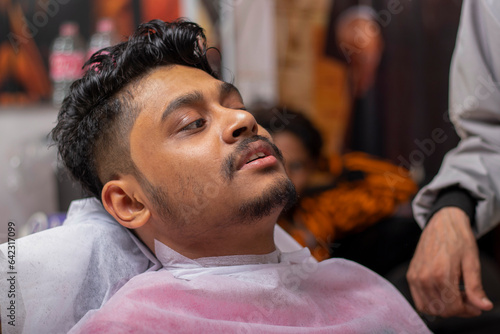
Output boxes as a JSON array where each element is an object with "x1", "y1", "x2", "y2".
[
  {"x1": 87, "y1": 18, "x2": 118, "y2": 59},
  {"x1": 49, "y1": 22, "x2": 85, "y2": 105}
]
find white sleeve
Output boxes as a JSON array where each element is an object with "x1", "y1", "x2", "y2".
[{"x1": 413, "y1": 0, "x2": 500, "y2": 237}]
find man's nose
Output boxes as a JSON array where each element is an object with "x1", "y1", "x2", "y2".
[{"x1": 221, "y1": 109, "x2": 258, "y2": 144}]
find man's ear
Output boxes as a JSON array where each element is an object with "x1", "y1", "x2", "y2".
[{"x1": 101, "y1": 177, "x2": 151, "y2": 229}]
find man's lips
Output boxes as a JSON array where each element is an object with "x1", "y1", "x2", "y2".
[
  {"x1": 236, "y1": 141, "x2": 278, "y2": 171},
  {"x1": 222, "y1": 135, "x2": 285, "y2": 180}
]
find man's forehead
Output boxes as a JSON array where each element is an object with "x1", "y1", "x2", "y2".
[
  {"x1": 133, "y1": 65, "x2": 216, "y2": 96},
  {"x1": 130, "y1": 65, "x2": 240, "y2": 115}
]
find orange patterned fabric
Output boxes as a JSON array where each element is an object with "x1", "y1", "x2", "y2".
[{"x1": 279, "y1": 152, "x2": 417, "y2": 261}]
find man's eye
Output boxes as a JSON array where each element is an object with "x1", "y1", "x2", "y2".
[{"x1": 181, "y1": 118, "x2": 206, "y2": 131}]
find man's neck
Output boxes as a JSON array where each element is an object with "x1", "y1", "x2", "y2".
[
  {"x1": 165, "y1": 224, "x2": 277, "y2": 259},
  {"x1": 136, "y1": 215, "x2": 279, "y2": 260}
]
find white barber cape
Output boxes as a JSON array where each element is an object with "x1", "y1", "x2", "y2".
[
  {"x1": 70, "y1": 240, "x2": 431, "y2": 333},
  {"x1": 0, "y1": 198, "x2": 304, "y2": 334}
]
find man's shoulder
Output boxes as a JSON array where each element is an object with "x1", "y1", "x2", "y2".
[
  {"x1": 0, "y1": 197, "x2": 155, "y2": 286},
  {"x1": 1, "y1": 197, "x2": 125, "y2": 258},
  {"x1": 0, "y1": 198, "x2": 157, "y2": 333}
]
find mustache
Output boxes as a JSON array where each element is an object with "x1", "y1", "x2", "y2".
[{"x1": 222, "y1": 135, "x2": 284, "y2": 180}]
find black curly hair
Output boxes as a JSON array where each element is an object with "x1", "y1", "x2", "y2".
[{"x1": 51, "y1": 19, "x2": 218, "y2": 199}]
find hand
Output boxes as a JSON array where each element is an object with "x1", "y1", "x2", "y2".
[{"x1": 407, "y1": 207, "x2": 494, "y2": 317}]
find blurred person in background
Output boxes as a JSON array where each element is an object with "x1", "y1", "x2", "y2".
[
  {"x1": 326, "y1": 2, "x2": 500, "y2": 332},
  {"x1": 327, "y1": 0, "x2": 500, "y2": 332},
  {"x1": 325, "y1": 0, "x2": 462, "y2": 186},
  {"x1": 252, "y1": 106, "x2": 421, "y2": 275}
]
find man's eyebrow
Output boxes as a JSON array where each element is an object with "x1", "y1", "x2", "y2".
[
  {"x1": 161, "y1": 91, "x2": 203, "y2": 122},
  {"x1": 220, "y1": 82, "x2": 243, "y2": 102},
  {"x1": 161, "y1": 82, "x2": 243, "y2": 122}
]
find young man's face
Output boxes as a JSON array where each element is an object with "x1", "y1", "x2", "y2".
[{"x1": 127, "y1": 65, "x2": 295, "y2": 253}]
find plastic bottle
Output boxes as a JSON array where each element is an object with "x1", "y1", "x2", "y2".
[
  {"x1": 49, "y1": 22, "x2": 85, "y2": 106},
  {"x1": 87, "y1": 18, "x2": 117, "y2": 59}
]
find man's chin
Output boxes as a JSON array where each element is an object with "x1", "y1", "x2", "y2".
[{"x1": 236, "y1": 176, "x2": 297, "y2": 224}]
